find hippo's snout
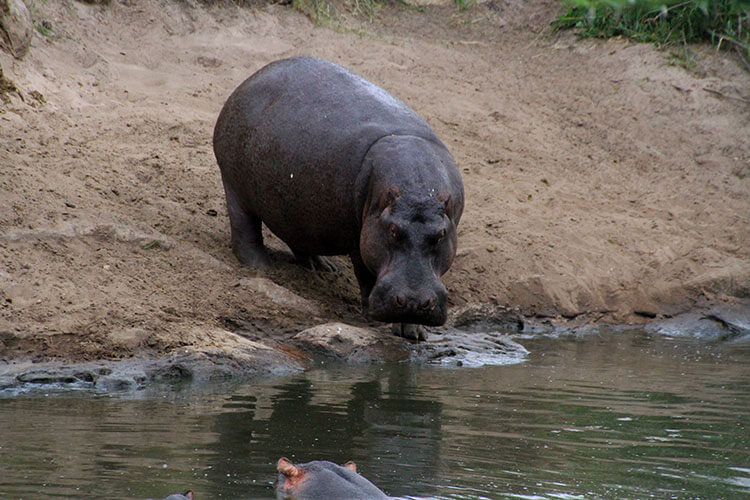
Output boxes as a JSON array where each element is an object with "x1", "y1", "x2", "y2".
[
  {"x1": 391, "y1": 290, "x2": 438, "y2": 313},
  {"x1": 369, "y1": 276, "x2": 448, "y2": 326}
]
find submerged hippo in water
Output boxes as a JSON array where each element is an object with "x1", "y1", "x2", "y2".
[
  {"x1": 147, "y1": 491, "x2": 194, "y2": 500},
  {"x1": 213, "y1": 57, "x2": 464, "y2": 340},
  {"x1": 275, "y1": 457, "x2": 388, "y2": 500}
]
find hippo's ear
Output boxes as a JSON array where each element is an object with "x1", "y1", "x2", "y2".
[
  {"x1": 343, "y1": 461, "x2": 357, "y2": 473},
  {"x1": 438, "y1": 193, "x2": 453, "y2": 218},
  {"x1": 377, "y1": 186, "x2": 401, "y2": 213},
  {"x1": 277, "y1": 457, "x2": 300, "y2": 478},
  {"x1": 184, "y1": 491, "x2": 195, "y2": 500}
]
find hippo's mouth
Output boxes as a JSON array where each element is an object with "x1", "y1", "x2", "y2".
[{"x1": 367, "y1": 298, "x2": 448, "y2": 326}]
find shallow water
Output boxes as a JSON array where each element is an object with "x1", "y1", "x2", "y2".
[{"x1": 1, "y1": 329, "x2": 748, "y2": 500}]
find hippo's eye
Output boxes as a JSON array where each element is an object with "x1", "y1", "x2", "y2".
[
  {"x1": 389, "y1": 223, "x2": 402, "y2": 241},
  {"x1": 425, "y1": 228, "x2": 446, "y2": 247}
]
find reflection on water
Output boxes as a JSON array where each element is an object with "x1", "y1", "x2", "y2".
[{"x1": 0, "y1": 330, "x2": 748, "y2": 499}]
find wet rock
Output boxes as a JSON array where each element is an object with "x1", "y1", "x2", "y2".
[
  {"x1": 16, "y1": 371, "x2": 84, "y2": 386},
  {"x1": 645, "y1": 301, "x2": 750, "y2": 341},
  {"x1": 0, "y1": 0, "x2": 33, "y2": 58},
  {"x1": 238, "y1": 277, "x2": 320, "y2": 316},
  {"x1": 147, "y1": 342, "x2": 303, "y2": 382},
  {"x1": 0, "y1": 360, "x2": 145, "y2": 394},
  {"x1": 293, "y1": 322, "x2": 408, "y2": 363},
  {"x1": 0, "y1": 338, "x2": 304, "y2": 395},
  {"x1": 411, "y1": 327, "x2": 529, "y2": 367},
  {"x1": 450, "y1": 304, "x2": 525, "y2": 332}
]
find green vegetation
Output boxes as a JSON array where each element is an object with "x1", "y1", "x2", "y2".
[
  {"x1": 554, "y1": 0, "x2": 750, "y2": 68},
  {"x1": 292, "y1": 0, "x2": 336, "y2": 25},
  {"x1": 291, "y1": 0, "x2": 391, "y2": 27},
  {"x1": 0, "y1": 65, "x2": 18, "y2": 103},
  {"x1": 33, "y1": 19, "x2": 56, "y2": 38},
  {"x1": 291, "y1": 0, "x2": 472, "y2": 26},
  {"x1": 455, "y1": 0, "x2": 476, "y2": 11}
]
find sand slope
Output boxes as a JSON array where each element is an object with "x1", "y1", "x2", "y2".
[{"x1": 1, "y1": 0, "x2": 748, "y2": 363}]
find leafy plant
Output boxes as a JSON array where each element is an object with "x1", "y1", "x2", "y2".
[
  {"x1": 455, "y1": 0, "x2": 477, "y2": 11},
  {"x1": 34, "y1": 19, "x2": 56, "y2": 38},
  {"x1": 292, "y1": 0, "x2": 336, "y2": 25},
  {"x1": 553, "y1": 0, "x2": 750, "y2": 69}
]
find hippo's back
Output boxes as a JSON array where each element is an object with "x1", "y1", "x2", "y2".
[{"x1": 213, "y1": 57, "x2": 440, "y2": 256}]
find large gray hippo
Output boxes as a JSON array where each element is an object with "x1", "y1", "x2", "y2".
[
  {"x1": 213, "y1": 57, "x2": 464, "y2": 340},
  {"x1": 275, "y1": 458, "x2": 389, "y2": 500}
]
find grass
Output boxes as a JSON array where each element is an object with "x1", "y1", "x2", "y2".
[
  {"x1": 455, "y1": 0, "x2": 476, "y2": 11},
  {"x1": 34, "y1": 20, "x2": 56, "y2": 38},
  {"x1": 553, "y1": 0, "x2": 750, "y2": 69},
  {"x1": 292, "y1": 0, "x2": 337, "y2": 25},
  {"x1": 0, "y1": 65, "x2": 18, "y2": 103},
  {"x1": 291, "y1": 0, "x2": 472, "y2": 26}
]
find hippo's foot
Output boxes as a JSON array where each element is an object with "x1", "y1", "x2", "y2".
[
  {"x1": 233, "y1": 243, "x2": 272, "y2": 269},
  {"x1": 392, "y1": 323, "x2": 428, "y2": 342},
  {"x1": 294, "y1": 253, "x2": 338, "y2": 273},
  {"x1": 234, "y1": 243, "x2": 272, "y2": 269},
  {"x1": 223, "y1": 187, "x2": 271, "y2": 269}
]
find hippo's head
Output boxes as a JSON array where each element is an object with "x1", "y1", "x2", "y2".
[
  {"x1": 275, "y1": 457, "x2": 388, "y2": 500},
  {"x1": 150, "y1": 490, "x2": 194, "y2": 500},
  {"x1": 360, "y1": 185, "x2": 458, "y2": 326}
]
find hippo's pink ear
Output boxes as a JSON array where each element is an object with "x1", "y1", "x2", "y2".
[
  {"x1": 277, "y1": 457, "x2": 300, "y2": 478},
  {"x1": 344, "y1": 461, "x2": 357, "y2": 473},
  {"x1": 377, "y1": 186, "x2": 402, "y2": 212},
  {"x1": 184, "y1": 491, "x2": 195, "y2": 500},
  {"x1": 438, "y1": 193, "x2": 453, "y2": 217}
]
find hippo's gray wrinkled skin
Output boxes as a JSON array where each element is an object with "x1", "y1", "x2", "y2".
[
  {"x1": 147, "y1": 490, "x2": 194, "y2": 500},
  {"x1": 275, "y1": 457, "x2": 389, "y2": 500},
  {"x1": 213, "y1": 57, "x2": 464, "y2": 340}
]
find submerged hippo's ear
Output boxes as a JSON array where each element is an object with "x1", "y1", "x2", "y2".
[
  {"x1": 277, "y1": 457, "x2": 300, "y2": 478},
  {"x1": 438, "y1": 193, "x2": 453, "y2": 218},
  {"x1": 377, "y1": 186, "x2": 401, "y2": 213},
  {"x1": 343, "y1": 461, "x2": 357, "y2": 473}
]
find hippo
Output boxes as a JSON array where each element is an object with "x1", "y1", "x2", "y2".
[
  {"x1": 213, "y1": 57, "x2": 464, "y2": 340},
  {"x1": 275, "y1": 457, "x2": 388, "y2": 500},
  {"x1": 147, "y1": 491, "x2": 194, "y2": 500}
]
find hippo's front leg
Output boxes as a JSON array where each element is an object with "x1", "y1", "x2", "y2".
[{"x1": 350, "y1": 252, "x2": 375, "y2": 311}]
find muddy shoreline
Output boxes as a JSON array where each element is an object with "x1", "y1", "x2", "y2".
[
  {"x1": 3, "y1": 300, "x2": 747, "y2": 395},
  {"x1": 1, "y1": 0, "x2": 749, "y2": 386}
]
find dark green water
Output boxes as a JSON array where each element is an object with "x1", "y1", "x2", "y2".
[{"x1": 1, "y1": 330, "x2": 748, "y2": 500}]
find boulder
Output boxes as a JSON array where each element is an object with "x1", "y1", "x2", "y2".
[
  {"x1": 293, "y1": 322, "x2": 408, "y2": 363},
  {"x1": 645, "y1": 301, "x2": 750, "y2": 341},
  {"x1": 0, "y1": 0, "x2": 33, "y2": 58}
]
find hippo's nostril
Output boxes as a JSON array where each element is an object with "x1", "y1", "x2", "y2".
[
  {"x1": 394, "y1": 294, "x2": 406, "y2": 307},
  {"x1": 419, "y1": 297, "x2": 434, "y2": 310}
]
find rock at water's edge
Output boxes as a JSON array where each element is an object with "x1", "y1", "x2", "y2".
[
  {"x1": 645, "y1": 301, "x2": 750, "y2": 341},
  {"x1": 293, "y1": 322, "x2": 408, "y2": 363}
]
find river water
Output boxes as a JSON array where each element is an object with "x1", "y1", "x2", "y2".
[{"x1": 1, "y1": 329, "x2": 748, "y2": 499}]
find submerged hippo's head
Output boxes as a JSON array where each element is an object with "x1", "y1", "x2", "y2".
[
  {"x1": 275, "y1": 458, "x2": 388, "y2": 500},
  {"x1": 150, "y1": 490, "x2": 194, "y2": 500},
  {"x1": 360, "y1": 186, "x2": 458, "y2": 326}
]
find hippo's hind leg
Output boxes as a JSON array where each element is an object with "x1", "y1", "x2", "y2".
[
  {"x1": 293, "y1": 252, "x2": 338, "y2": 273},
  {"x1": 222, "y1": 179, "x2": 271, "y2": 269}
]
